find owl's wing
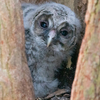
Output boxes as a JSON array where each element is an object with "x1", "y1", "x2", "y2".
[{"x1": 25, "y1": 29, "x2": 35, "y2": 66}]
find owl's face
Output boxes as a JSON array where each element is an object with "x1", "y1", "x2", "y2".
[{"x1": 30, "y1": 3, "x2": 81, "y2": 52}]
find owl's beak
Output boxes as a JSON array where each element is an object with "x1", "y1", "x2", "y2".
[{"x1": 47, "y1": 30, "x2": 56, "y2": 47}]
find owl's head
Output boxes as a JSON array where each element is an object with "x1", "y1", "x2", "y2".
[{"x1": 23, "y1": 2, "x2": 81, "y2": 53}]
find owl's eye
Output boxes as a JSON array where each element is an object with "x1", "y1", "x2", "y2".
[
  {"x1": 40, "y1": 21, "x2": 48, "y2": 29},
  {"x1": 60, "y1": 29, "x2": 68, "y2": 36}
]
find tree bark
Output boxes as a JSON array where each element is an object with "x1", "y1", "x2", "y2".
[
  {"x1": 20, "y1": 0, "x2": 75, "y2": 11},
  {"x1": 71, "y1": 0, "x2": 100, "y2": 100},
  {"x1": 0, "y1": 0, "x2": 35, "y2": 100},
  {"x1": 74, "y1": 0, "x2": 88, "y2": 33}
]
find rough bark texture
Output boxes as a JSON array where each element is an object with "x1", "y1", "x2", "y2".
[
  {"x1": 71, "y1": 0, "x2": 100, "y2": 100},
  {"x1": 74, "y1": 0, "x2": 88, "y2": 33},
  {"x1": 20, "y1": 0, "x2": 75, "y2": 11},
  {"x1": 0, "y1": 0, "x2": 35, "y2": 100}
]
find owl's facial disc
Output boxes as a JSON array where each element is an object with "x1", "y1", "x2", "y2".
[{"x1": 47, "y1": 30, "x2": 56, "y2": 47}]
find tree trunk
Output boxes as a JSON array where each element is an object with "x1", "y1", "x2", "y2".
[
  {"x1": 74, "y1": 0, "x2": 88, "y2": 33},
  {"x1": 71, "y1": 0, "x2": 100, "y2": 100},
  {"x1": 20, "y1": 0, "x2": 75, "y2": 11},
  {"x1": 0, "y1": 0, "x2": 35, "y2": 100}
]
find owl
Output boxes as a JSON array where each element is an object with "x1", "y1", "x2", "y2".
[{"x1": 22, "y1": 2, "x2": 81, "y2": 98}]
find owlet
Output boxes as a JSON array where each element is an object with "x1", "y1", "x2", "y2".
[{"x1": 22, "y1": 2, "x2": 81, "y2": 98}]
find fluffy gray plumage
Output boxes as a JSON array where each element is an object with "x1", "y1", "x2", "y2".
[{"x1": 22, "y1": 2, "x2": 81, "y2": 98}]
